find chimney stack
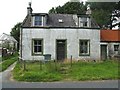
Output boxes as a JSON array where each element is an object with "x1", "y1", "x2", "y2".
[
  {"x1": 86, "y1": 4, "x2": 91, "y2": 15},
  {"x1": 27, "y1": 2, "x2": 33, "y2": 15}
]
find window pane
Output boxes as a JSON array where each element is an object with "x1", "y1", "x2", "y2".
[
  {"x1": 84, "y1": 45, "x2": 88, "y2": 53},
  {"x1": 80, "y1": 40, "x2": 89, "y2": 55},
  {"x1": 33, "y1": 39, "x2": 43, "y2": 54},
  {"x1": 34, "y1": 16, "x2": 42, "y2": 26},
  {"x1": 38, "y1": 46, "x2": 42, "y2": 52},
  {"x1": 84, "y1": 41, "x2": 88, "y2": 45},
  {"x1": 34, "y1": 40, "x2": 37, "y2": 45},
  {"x1": 114, "y1": 45, "x2": 119, "y2": 51},
  {"x1": 80, "y1": 45, "x2": 84, "y2": 53},
  {"x1": 83, "y1": 22, "x2": 87, "y2": 27},
  {"x1": 80, "y1": 41, "x2": 83, "y2": 45},
  {"x1": 80, "y1": 17, "x2": 87, "y2": 22},
  {"x1": 38, "y1": 40, "x2": 42, "y2": 45},
  {"x1": 35, "y1": 16, "x2": 41, "y2": 21},
  {"x1": 34, "y1": 46, "x2": 37, "y2": 52},
  {"x1": 35, "y1": 21, "x2": 42, "y2": 26}
]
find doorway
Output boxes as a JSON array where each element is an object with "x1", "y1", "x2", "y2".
[
  {"x1": 101, "y1": 45, "x2": 107, "y2": 60},
  {"x1": 56, "y1": 40, "x2": 67, "y2": 61}
]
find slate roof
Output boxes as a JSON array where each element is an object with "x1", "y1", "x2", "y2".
[
  {"x1": 22, "y1": 13, "x2": 99, "y2": 28},
  {"x1": 47, "y1": 14, "x2": 76, "y2": 27}
]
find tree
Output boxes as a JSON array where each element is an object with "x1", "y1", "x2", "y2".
[
  {"x1": 91, "y1": 9, "x2": 111, "y2": 27},
  {"x1": 110, "y1": 10, "x2": 120, "y2": 29},
  {"x1": 10, "y1": 22, "x2": 22, "y2": 50},
  {"x1": 48, "y1": 2, "x2": 86, "y2": 14},
  {"x1": 86, "y1": 2, "x2": 119, "y2": 27},
  {"x1": 48, "y1": 7, "x2": 56, "y2": 13}
]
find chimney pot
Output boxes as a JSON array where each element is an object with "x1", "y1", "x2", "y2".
[{"x1": 27, "y1": 2, "x2": 33, "y2": 15}]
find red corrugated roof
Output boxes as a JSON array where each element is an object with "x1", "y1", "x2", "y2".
[{"x1": 100, "y1": 30, "x2": 120, "y2": 42}]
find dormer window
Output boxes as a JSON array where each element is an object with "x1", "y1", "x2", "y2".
[
  {"x1": 34, "y1": 16, "x2": 42, "y2": 26},
  {"x1": 79, "y1": 17, "x2": 88, "y2": 27},
  {"x1": 78, "y1": 16, "x2": 91, "y2": 28}
]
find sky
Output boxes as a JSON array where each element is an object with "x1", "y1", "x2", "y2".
[{"x1": 0, "y1": 0, "x2": 87, "y2": 35}]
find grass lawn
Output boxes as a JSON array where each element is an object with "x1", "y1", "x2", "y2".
[
  {"x1": 13, "y1": 60, "x2": 119, "y2": 82},
  {"x1": 0, "y1": 54, "x2": 18, "y2": 72}
]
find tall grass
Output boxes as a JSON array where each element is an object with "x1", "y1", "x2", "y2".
[
  {"x1": 13, "y1": 60, "x2": 119, "y2": 82},
  {"x1": 70, "y1": 60, "x2": 119, "y2": 80},
  {"x1": 0, "y1": 54, "x2": 18, "y2": 72}
]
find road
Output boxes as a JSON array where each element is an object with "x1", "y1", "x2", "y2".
[
  {"x1": 0, "y1": 62, "x2": 119, "y2": 89},
  {"x1": 2, "y1": 80, "x2": 119, "y2": 88}
]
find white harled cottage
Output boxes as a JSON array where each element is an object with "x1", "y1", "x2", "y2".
[{"x1": 20, "y1": 3, "x2": 100, "y2": 61}]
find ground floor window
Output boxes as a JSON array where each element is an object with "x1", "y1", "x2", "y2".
[
  {"x1": 79, "y1": 40, "x2": 90, "y2": 56},
  {"x1": 32, "y1": 39, "x2": 43, "y2": 55},
  {"x1": 114, "y1": 45, "x2": 119, "y2": 51}
]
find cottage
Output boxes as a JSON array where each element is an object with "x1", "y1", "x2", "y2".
[
  {"x1": 100, "y1": 30, "x2": 120, "y2": 60},
  {"x1": 20, "y1": 3, "x2": 100, "y2": 61}
]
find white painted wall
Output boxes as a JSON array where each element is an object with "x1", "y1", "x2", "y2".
[{"x1": 21, "y1": 28, "x2": 100, "y2": 61}]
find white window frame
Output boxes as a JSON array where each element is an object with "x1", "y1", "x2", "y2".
[{"x1": 33, "y1": 16, "x2": 44, "y2": 26}]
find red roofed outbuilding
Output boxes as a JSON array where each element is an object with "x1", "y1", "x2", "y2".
[{"x1": 100, "y1": 29, "x2": 120, "y2": 60}]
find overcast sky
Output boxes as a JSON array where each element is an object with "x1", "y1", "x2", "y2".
[{"x1": 0, "y1": 0, "x2": 87, "y2": 35}]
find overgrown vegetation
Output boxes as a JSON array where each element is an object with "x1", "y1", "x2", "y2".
[
  {"x1": 13, "y1": 60, "x2": 119, "y2": 82},
  {"x1": 10, "y1": 23, "x2": 22, "y2": 50},
  {"x1": 2, "y1": 52, "x2": 18, "y2": 61},
  {"x1": 0, "y1": 53, "x2": 18, "y2": 72}
]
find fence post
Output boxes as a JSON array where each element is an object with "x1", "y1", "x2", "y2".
[
  {"x1": 54, "y1": 60, "x2": 57, "y2": 71},
  {"x1": 71, "y1": 55, "x2": 72, "y2": 67},
  {"x1": 40, "y1": 60, "x2": 42, "y2": 70},
  {"x1": 49, "y1": 60, "x2": 51, "y2": 71},
  {"x1": 20, "y1": 58, "x2": 22, "y2": 68},
  {"x1": 23, "y1": 60, "x2": 26, "y2": 71}
]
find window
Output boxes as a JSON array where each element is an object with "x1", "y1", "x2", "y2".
[
  {"x1": 34, "y1": 16, "x2": 42, "y2": 26},
  {"x1": 80, "y1": 17, "x2": 88, "y2": 27},
  {"x1": 32, "y1": 39, "x2": 43, "y2": 55},
  {"x1": 114, "y1": 45, "x2": 119, "y2": 51},
  {"x1": 79, "y1": 40, "x2": 90, "y2": 55}
]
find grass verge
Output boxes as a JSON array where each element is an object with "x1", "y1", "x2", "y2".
[
  {"x1": 13, "y1": 60, "x2": 119, "y2": 82},
  {"x1": 0, "y1": 54, "x2": 18, "y2": 72}
]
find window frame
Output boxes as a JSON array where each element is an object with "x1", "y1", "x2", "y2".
[
  {"x1": 79, "y1": 39, "x2": 90, "y2": 56},
  {"x1": 34, "y1": 16, "x2": 43, "y2": 26},
  {"x1": 79, "y1": 17, "x2": 88, "y2": 27},
  {"x1": 114, "y1": 45, "x2": 119, "y2": 51},
  {"x1": 32, "y1": 39, "x2": 43, "y2": 56}
]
